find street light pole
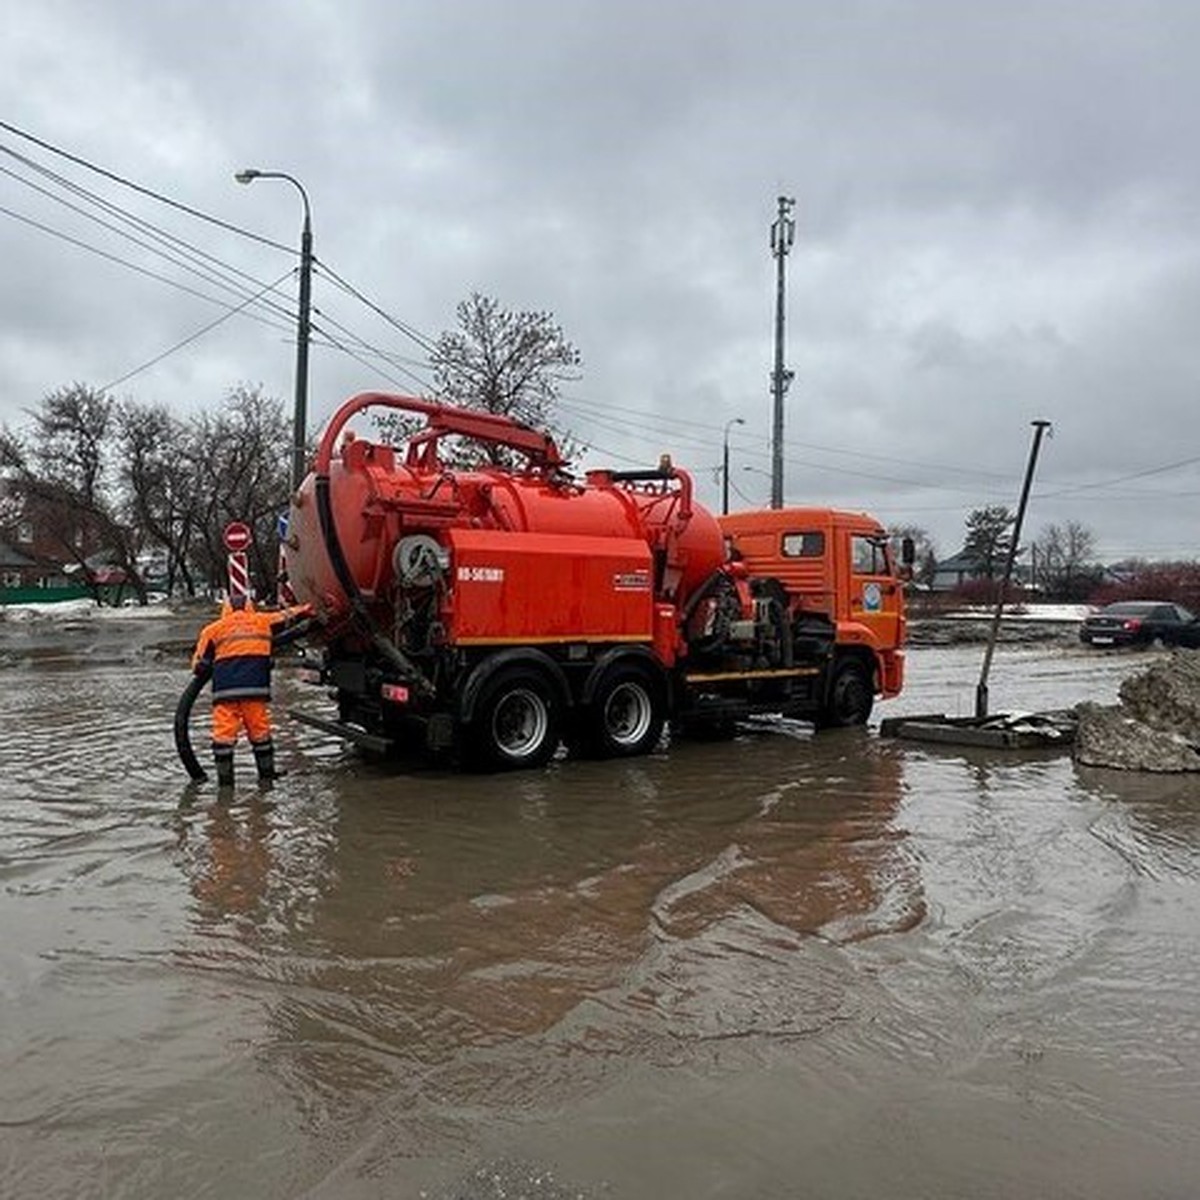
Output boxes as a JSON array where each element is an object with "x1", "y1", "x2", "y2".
[
  {"x1": 235, "y1": 168, "x2": 313, "y2": 493},
  {"x1": 722, "y1": 417, "x2": 745, "y2": 515}
]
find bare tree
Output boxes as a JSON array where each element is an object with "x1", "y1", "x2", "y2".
[
  {"x1": 0, "y1": 383, "x2": 147, "y2": 603},
  {"x1": 185, "y1": 385, "x2": 292, "y2": 595},
  {"x1": 1033, "y1": 520, "x2": 1100, "y2": 601},
  {"x1": 376, "y1": 292, "x2": 582, "y2": 467},
  {"x1": 117, "y1": 400, "x2": 201, "y2": 596},
  {"x1": 0, "y1": 477, "x2": 22, "y2": 527},
  {"x1": 3, "y1": 383, "x2": 294, "y2": 603}
]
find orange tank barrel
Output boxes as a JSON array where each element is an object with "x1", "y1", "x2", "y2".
[{"x1": 285, "y1": 394, "x2": 728, "y2": 622}]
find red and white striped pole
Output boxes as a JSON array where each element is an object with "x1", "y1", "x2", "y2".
[{"x1": 222, "y1": 521, "x2": 253, "y2": 602}]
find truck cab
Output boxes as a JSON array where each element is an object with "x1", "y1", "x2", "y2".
[{"x1": 718, "y1": 507, "x2": 908, "y2": 718}]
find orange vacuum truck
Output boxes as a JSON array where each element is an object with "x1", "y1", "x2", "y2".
[{"x1": 284, "y1": 392, "x2": 911, "y2": 770}]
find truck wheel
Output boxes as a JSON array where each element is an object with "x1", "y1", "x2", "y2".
[
  {"x1": 466, "y1": 667, "x2": 561, "y2": 771},
  {"x1": 579, "y1": 664, "x2": 665, "y2": 758},
  {"x1": 820, "y1": 659, "x2": 874, "y2": 727}
]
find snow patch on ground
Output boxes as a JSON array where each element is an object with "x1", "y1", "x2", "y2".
[
  {"x1": 940, "y1": 603, "x2": 1092, "y2": 622},
  {"x1": 0, "y1": 598, "x2": 177, "y2": 622}
]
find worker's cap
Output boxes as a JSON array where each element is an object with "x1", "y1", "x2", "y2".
[{"x1": 229, "y1": 593, "x2": 248, "y2": 610}]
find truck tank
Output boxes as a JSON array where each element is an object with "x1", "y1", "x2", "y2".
[{"x1": 284, "y1": 393, "x2": 726, "y2": 625}]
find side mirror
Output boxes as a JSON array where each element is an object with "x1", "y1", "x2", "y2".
[{"x1": 901, "y1": 537, "x2": 916, "y2": 567}]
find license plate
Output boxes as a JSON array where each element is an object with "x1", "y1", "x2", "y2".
[{"x1": 1092, "y1": 636, "x2": 1114, "y2": 645}]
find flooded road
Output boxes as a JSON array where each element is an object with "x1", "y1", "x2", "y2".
[{"x1": 3, "y1": 638, "x2": 1200, "y2": 1198}]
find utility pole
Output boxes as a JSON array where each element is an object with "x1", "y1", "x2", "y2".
[{"x1": 770, "y1": 195, "x2": 796, "y2": 509}]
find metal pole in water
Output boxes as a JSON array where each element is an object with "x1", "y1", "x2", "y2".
[{"x1": 976, "y1": 419, "x2": 1053, "y2": 718}]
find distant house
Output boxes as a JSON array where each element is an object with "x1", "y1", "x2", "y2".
[
  {"x1": 0, "y1": 481, "x2": 95, "y2": 603},
  {"x1": 929, "y1": 547, "x2": 1032, "y2": 593},
  {"x1": 0, "y1": 539, "x2": 42, "y2": 589},
  {"x1": 929, "y1": 549, "x2": 985, "y2": 592},
  {"x1": 64, "y1": 549, "x2": 140, "y2": 603},
  {"x1": 0, "y1": 537, "x2": 80, "y2": 600}
]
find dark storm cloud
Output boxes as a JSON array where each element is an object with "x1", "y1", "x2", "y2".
[{"x1": 2, "y1": 0, "x2": 1199, "y2": 558}]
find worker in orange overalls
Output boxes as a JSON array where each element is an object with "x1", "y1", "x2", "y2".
[{"x1": 192, "y1": 594, "x2": 313, "y2": 786}]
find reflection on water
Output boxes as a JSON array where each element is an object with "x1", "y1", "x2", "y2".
[
  {"x1": 183, "y1": 797, "x2": 274, "y2": 923},
  {"x1": 170, "y1": 730, "x2": 921, "y2": 1074},
  {"x1": 3, "y1": 652, "x2": 1200, "y2": 1198}
]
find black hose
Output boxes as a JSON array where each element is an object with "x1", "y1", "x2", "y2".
[
  {"x1": 174, "y1": 663, "x2": 211, "y2": 782},
  {"x1": 273, "y1": 616, "x2": 315, "y2": 649}
]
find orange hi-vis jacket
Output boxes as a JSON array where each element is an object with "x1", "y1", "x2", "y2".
[{"x1": 192, "y1": 599, "x2": 311, "y2": 702}]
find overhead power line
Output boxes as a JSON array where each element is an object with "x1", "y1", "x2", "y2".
[
  {"x1": 558, "y1": 391, "x2": 1200, "y2": 511},
  {"x1": 0, "y1": 118, "x2": 292, "y2": 252},
  {"x1": 100, "y1": 268, "x2": 296, "y2": 392},
  {"x1": 312, "y1": 305, "x2": 435, "y2": 393},
  {"x1": 0, "y1": 195, "x2": 436, "y2": 391},
  {"x1": 316, "y1": 259, "x2": 440, "y2": 357},
  {"x1": 0, "y1": 201, "x2": 293, "y2": 336},
  {"x1": 0, "y1": 134, "x2": 447, "y2": 391},
  {"x1": 1037, "y1": 453, "x2": 1200, "y2": 499},
  {"x1": 555, "y1": 395, "x2": 1014, "y2": 498},
  {"x1": 310, "y1": 318, "x2": 431, "y2": 394},
  {"x1": 0, "y1": 153, "x2": 298, "y2": 326},
  {"x1": 0, "y1": 141, "x2": 300, "y2": 319},
  {"x1": 557, "y1": 390, "x2": 1018, "y2": 483}
]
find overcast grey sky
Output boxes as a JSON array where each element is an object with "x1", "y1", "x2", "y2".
[{"x1": 2, "y1": 0, "x2": 1198, "y2": 560}]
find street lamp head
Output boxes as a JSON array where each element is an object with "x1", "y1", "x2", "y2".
[{"x1": 233, "y1": 168, "x2": 312, "y2": 225}]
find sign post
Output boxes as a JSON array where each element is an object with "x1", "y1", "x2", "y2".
[
  {"x1": 223, "y1": 521, "x2": 252, "y2": 602},
  {"x1": 275, "y1": 512, "x2": 295, "y2": 604}
]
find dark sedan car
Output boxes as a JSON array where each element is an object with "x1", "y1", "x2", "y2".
[{"x1": 1079, "y1": 600, "x2": 1200, "y2": 648}]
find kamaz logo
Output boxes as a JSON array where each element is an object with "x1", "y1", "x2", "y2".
[
  {"x1": 457, "y1": 565, "x2": 504, "y2": 583},
  {"x1": 613, "y1": 571, "x2": 651, "y2": 591}
]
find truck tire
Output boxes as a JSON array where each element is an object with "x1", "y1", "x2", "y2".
[
  {"x1": 465, "y1": 665, "x2": 562, "y2": 771},
  {"x1": 819, "y1": 658, "x2": 874, "y2": 727},
  {"x1": 577, "y1": 663, "x2": 665, "y2": 759}
]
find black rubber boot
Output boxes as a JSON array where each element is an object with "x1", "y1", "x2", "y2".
[
  {"x1": 253, "y1": 740, "x2": 283, "y2": 781},
  {"x1": 213, "y1": 744, "x2": 235, "y2": 788}
]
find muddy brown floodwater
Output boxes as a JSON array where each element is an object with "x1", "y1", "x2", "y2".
[{"x1": 3, "y1": 634, "x2": 1200, "y2": 1198}]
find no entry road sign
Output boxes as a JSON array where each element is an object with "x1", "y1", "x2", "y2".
[{"x1": 223, "y1": 521, "x2": 252, "y2": 552}]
